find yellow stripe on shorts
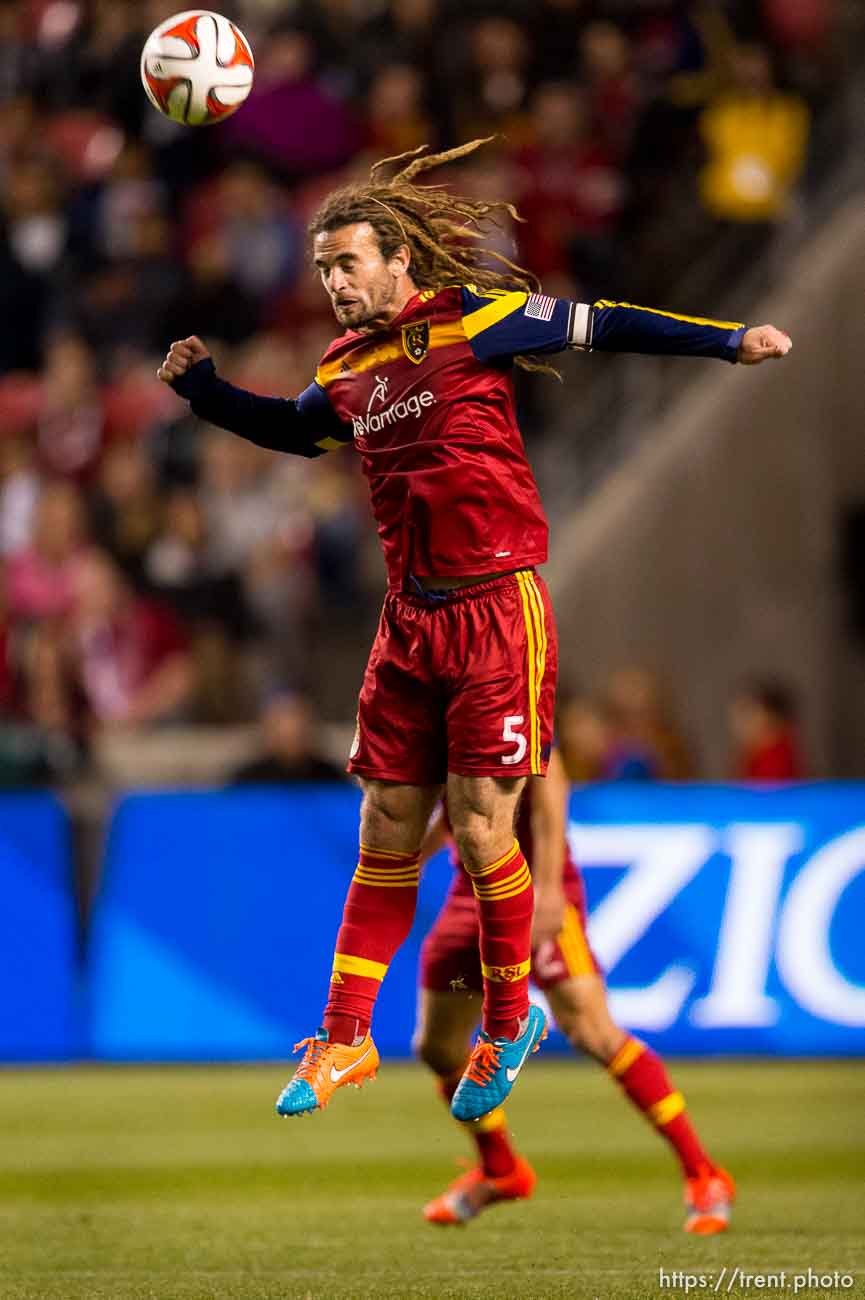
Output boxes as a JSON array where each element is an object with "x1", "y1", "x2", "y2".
[
  {"x1": 516, "y1": 572, "x2": 548, "y2": 772},
  {"x1": 558, "y1": 905, "x2": 596, "y2": 978},
  {"x1": 516, "y1": 573, "x2": 540, "y2": 772},
  {"x1": 526, "y1": 573, "x2": 548, "y2": 746}
]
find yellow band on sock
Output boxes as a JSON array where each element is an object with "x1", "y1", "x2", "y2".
[
  {"x1": 471, "y1": 863, "x2": 532, "y2": 901},
  {"x1": 332, "y1": 952, "x2": 388, "y2": 982},
  {"x1": 481, "y1": 958, "x2": 531, "y2": 983},
  {"x1": 473, "y1": 1105, "x2": 507, "y2": 1133},
  {"x1": 359, "y1": 843, "x2": 420, "y2": 861},
  {"x1": 464, "y1": 839, "x2": 520, "y2": 878},
  {"x1": 608, "y1": 1036, "x2": 645, "y2": 1078},
  {"x1": 649, "y1": 1090, "x2": 686, "y2": 1127},
  {"x1": 353, "y1": 864, "x2": 420, "y2": 887}
]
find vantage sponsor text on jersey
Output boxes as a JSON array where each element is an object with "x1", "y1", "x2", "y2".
[{"x1": 352, "y1": 390, "x2": 436, "y2": 439}]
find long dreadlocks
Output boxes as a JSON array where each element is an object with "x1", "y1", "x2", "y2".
[{"x1": 308, "y1": 138, "x2": 559, "y2": 378}]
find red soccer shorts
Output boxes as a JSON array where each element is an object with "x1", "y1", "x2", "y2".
[
  {"x1": 420, "y1": 860, "x2": 602, "y2": 994},
  {"x1": 347, "y1": 570, "x2": 557, "y2": 784}
]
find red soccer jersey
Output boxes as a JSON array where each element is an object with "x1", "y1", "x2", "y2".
[
  {"x1": 312, "y1": 286, "x2": 563, "y2": 589},
  {"x1": 172, "y1": 286, "x2": 745, "y2": 591}
]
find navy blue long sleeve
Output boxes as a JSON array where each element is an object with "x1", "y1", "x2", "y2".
[
  {"x1": 171, "y1": 358, "x2": 353, "y2": 457},
  {"x1": 461, "y1": 286, "x2": 746, "y2": 364},
  {"x1": 589, "y1": 300, "x2": 746, "y2": 361}
]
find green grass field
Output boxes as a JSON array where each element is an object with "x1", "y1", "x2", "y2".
[{"x1": 0, "y1": 1060, "x2": 862, "y2": 1300}]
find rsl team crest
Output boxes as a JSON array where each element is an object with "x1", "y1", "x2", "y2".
[{"x1": 402, "y1": 320, "x2": 430, "y2": 364}]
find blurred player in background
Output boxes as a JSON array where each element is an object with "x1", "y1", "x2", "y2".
[
  {"x1": 158, "y1": 138, "x2": 791, "y2": 1125},
  {"x1": 415, "y1": 748, "x2": 734, "y2": 1234}
]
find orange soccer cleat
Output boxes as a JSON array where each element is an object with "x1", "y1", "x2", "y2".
[
  {"x1": 423, "y1": 1155, "x2": 537, "y2": 1225},
  {"x1": 684, "y1": 1164, "x2": 736, "y2": 1234},
  {"x1": 275, "y1": 1028, "x2": 380, "y2": 1117}
]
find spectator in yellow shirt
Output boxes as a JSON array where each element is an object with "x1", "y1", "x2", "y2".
[{"x1": 699, "y1": 43, "x2": 810, "y2": 224}]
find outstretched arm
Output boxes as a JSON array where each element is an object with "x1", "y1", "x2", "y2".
[
  {"x1": 157, "y1": 336, "x2": 353, "y2": 457},
  {"x1": 588, "y1": 300, "x2": 791, "y2": 365},
  {"x1": 461, "y1": 288, "x2": 791, "y2": 367}
]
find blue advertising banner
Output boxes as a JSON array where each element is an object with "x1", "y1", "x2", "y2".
[
  {"x1": 0, "y1": 793, "x2": 78, "y2": 1061},
  {"x1": 88, "y1": 787, "x2": 453, "y2": 1061},
  {"x1": 565, "y1": 783, "x2": 865, "y2": 1057},
  {"x1": 86, "y1": 783, "x2": 865, "y2": 1061}
]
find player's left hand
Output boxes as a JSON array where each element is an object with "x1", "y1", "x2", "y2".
[
  {"x1": 738, "y1": 325, "x2": 792, "y2": 365},
  {"x1": 532, "y1": 883, "x2": 567, "y2": 948}
]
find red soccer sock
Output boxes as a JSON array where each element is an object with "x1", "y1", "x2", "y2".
[
  {"x1": 438, "y1": 1069, "x2": 517, "y2": 1178},
  {"x1": 608, "y1": 1036, "x2": 711, "y2": 1179},
  {"x1": 322, "y1": 844, "x2": 420, "y2": 1045},
  {"x1": 466, "y1": 840, "x2": 533, "y2": 1040}
]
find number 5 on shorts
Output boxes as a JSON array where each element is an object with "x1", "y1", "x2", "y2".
[{"x1": 501, "y1": 714, "x2": 527, "y2": 765}]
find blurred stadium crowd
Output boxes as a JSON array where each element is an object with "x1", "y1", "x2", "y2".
[{"x1": 0, "y1": 0, "x2": 852, "y2": 786}]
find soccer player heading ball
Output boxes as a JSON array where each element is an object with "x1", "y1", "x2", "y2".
[{"x1": 158, "y1": 138, "x2": 791, "y2": 1124}]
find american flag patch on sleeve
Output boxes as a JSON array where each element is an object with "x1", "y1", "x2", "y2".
[{"x1": 524, "y1": 293, "x2": 557, "y2": 322}]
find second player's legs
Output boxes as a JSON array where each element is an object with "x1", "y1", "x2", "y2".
[
  {"x1": 415, "y1": 988, "x2": 532, "y2": 1220},
  {"x1": 545, "y1": 972, "x2": 718, "y2": 1184},
  {"x1": 446, "y1": 773, "x2": 532, "y2": 1041},
  {"x1": 414, "y1": 987, "x2": 480, "y2": 1079},
  {"x1": 545, "y1": 973, "x2": 627, "y2": 1064}
]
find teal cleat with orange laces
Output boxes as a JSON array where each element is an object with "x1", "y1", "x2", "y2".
[{"x1": 450, "y1": 1005, "x2": 547, "y2": 1122}]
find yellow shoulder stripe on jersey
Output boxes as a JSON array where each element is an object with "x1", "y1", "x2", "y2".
[
  {"x1": 315, "y1": 320, "x2": 466, "y2": 387},
  {"x1": 593, "y1": 300, "x2": 744, "y2": 331},
  {"x1": 314, "y1": 435, "x2": 348, "y2": 452},
  {"x1": 462, "y1": 290, "x2": 529, "y2": 340},
  {"x1": 464, "y1": 283, "x2": 514, "y2": 300}
]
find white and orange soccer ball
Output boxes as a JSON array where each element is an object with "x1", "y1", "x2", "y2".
[{"x1": 140, "y1": 10, "x2": 254, "y2": 127}]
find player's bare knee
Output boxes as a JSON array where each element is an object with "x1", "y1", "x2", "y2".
[
  {"x1": 448, "y1": 776, "x2": 525, "y2": 869},
  {"x1": 359, "y1": 780, "x2": 437, "y2": 852}
]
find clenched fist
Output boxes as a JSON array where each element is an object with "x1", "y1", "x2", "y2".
[
  {"x1": 157, "y1": 335, "x2": 211, "y2": 384},
  {"x1": 738, "y1": 325, "x2": 792, "y2": 366}
]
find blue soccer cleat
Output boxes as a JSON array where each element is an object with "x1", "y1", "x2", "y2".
[{"x1": 451, "y1": 1004, "x2": 547, "y2": 1122}]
